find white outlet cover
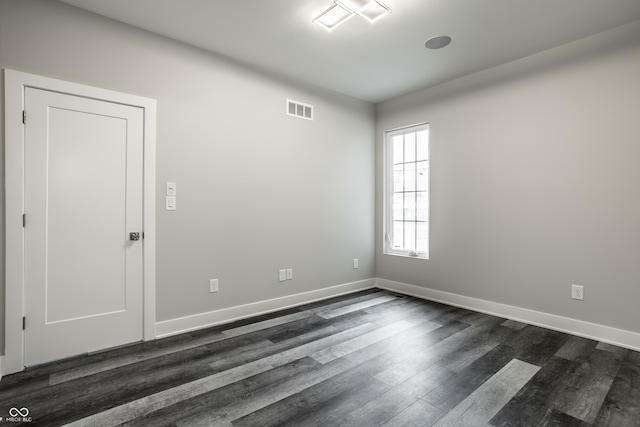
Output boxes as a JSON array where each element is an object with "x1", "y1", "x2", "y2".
[
  {"x1": 209, "y1": 278, "x2": 219, "y2": 293},
  {"x1": 571, "y1": 284, "x2": 584, "y2": 300},
  {"x1": 286, "y1": 268, "x2": 293, "y2": 280},
  {"x1": 279, "y1": 269, "x2": 287, "y2": 282}
]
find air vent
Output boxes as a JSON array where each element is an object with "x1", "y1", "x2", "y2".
[{"x1": 286, "y1": 99, "x2": 314, "y2": 121}]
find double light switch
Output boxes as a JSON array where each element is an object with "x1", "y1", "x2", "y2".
[{"x1": 166, "y1": 182, "x2": 177, "y2": 210}]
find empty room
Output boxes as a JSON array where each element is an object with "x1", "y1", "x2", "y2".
[{"x1": 1, "y1": 0, "x2": 640, "y2": 425}]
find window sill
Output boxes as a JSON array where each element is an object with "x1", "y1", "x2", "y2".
[{"x1": 383, "y1": 250, "x2": 429, "y2": 260}]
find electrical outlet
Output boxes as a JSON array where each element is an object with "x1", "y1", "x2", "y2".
[
  {"x1": 209, "y1": 279, "x2": 219, "y2": 293},
  {"x1": 353, "y1": 259, "x2": 359, "y2": 269},
  {"x1": 286, "y1": 268, "x2": 293, "y2": 280},
  {"x1": 571, "y1": 284, "x2": 584, "y2": 300},
  {"x1": 279, "y1": 269, "x2": 287, "y2": 282}
]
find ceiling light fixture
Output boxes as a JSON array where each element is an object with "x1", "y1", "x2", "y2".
[
  {"x1": 313, "y1": 0, "x2": 391, "y2": 32},
  {"x1": 336, "y1": 0, "x2": 391, "y2": 23},
  {"x1": 313, "y1": 3, "x2": 356, "y2": 32}
]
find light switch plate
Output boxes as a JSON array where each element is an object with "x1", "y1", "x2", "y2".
[
  {"x1": 165, "y1": 196, "x2": 177, "y2": 211},
  {"x1": 166, "y1": 182, "x2": 177, "y2": 196}
]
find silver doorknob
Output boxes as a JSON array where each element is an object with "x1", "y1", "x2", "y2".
[{"x1": 129, "y1": 232, "x2": 140, "y2": 241}]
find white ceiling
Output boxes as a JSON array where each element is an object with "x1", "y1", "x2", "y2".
[{"x1": 58, "y1": 0, "x2": 640, "y2": 103}]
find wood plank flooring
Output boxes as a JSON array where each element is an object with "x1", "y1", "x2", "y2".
[{"x1": 1, "y1": 289, "x2": 640, "y2": 426}]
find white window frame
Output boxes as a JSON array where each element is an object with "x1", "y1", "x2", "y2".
[{"x1": 383, "y1": 122, "x2": 430, "y2": 259}]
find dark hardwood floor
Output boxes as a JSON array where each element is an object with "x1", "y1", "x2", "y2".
[{"x1": 1, "y1": 289, "x2": 639, "y2": 426}]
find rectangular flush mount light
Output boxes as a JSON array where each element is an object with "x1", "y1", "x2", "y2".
[
  {"x1": 336, "y1": 0, "x2": 391, "y2": 23},
  {"x1": 313, "y1": 3, "x2": 355, "y2": 31}
]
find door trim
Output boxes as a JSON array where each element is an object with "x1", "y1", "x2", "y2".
[{"x1": 3, "y1": 69, "x2": 157, "y2": 375}]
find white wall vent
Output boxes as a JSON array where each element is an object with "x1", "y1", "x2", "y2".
[{"x1": 286, "y1": 99, "x2": 314, "y2": 120}]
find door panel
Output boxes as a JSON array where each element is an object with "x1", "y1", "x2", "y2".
[
  {"x1": 47, "y1": 107, "x2": 128, "y2": 322},
  {"x1": 24, "y1": 88, "x2": 144, "y2": 366}
]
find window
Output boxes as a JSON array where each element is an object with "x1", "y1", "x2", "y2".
[{"x1": 384, "y1": 123, "x2": 429, "y2": 258}]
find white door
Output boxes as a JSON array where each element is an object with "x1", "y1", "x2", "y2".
[{"x1": 24, "y1": 87, "x2": 144, "y2": 366}]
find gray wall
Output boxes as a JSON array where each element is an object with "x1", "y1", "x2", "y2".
[
  {"x1": 0, "y1": 0, "x2": 375, "y2": 352},
  {"x1": 376, "y1": 20, "x2": 640, "y2": 334}
]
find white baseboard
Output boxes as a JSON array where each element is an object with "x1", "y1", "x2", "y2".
[
  {"x1": 156, "y1": 279, "x2": 376, "y2": 338},
  {"x1": 376, "y1": 278, "x2": 640, "y2": 352}
]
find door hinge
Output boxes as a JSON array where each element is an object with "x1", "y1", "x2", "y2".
[
  {"x1": 23, "y1": 214, "x2": 26, "y2": 227},
  {"x1": 22, "y1": 110, "x2": 26, "y2": 124},
  {"x1": 23, "y1": 316, "x2": 26, "y2": 330}
]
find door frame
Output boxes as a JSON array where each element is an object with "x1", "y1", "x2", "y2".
[{"x1": 3, "y1": 69, "x2": 157, "y2": 375}]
